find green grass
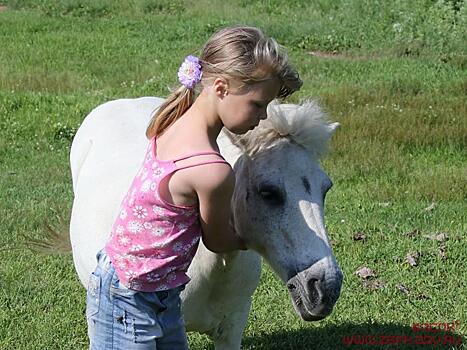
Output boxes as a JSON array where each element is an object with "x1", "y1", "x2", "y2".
[{"x1": 0, "y1": 0, "x2": 466, "y2": 349}]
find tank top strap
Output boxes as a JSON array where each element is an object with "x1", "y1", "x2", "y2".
[
  {"x1": 152, "y1": 136, "x2": 229, "y2": 170},
  {"x1": 175, "y1": 159, "x2": 230, "y2": 172},
  {"x1": 171, "y1": 151, "x2": 226, "y2": 162}
]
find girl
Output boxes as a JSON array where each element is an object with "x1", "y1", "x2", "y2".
[{"x1": 86, "y1": 25, "x2": 302, "y2": 349}]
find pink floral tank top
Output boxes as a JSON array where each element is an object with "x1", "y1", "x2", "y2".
[{"x1": 105, "y1": 136, "x2": 229, "y2": 292}]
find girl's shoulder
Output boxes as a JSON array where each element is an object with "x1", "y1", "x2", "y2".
[{"x1": 191, "y1": 161, "x2": 235, "y2": 200}]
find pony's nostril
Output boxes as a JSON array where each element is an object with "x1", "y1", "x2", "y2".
[
  {"x1": 308, "y1": 278, "x2": 319, "y2": 290},
  {"x1": 287, "y1": 283, "x2": 296, "y2": 291},
  {"x1": 307, "y1": 278, "x2": 320, "y2": 306}
]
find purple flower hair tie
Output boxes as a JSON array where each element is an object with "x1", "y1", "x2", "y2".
[{"x1": 177, "y1": 55, "x2": 202, "y2": 89}]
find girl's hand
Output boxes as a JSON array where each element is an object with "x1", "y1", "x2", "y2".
[{"x1": 235, "y1": 233, "x2": 248, "y2": 250}]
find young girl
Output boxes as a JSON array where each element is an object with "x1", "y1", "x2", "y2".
[{"x1": 86, "y1": 25, "x2": 302, "y2": 349}]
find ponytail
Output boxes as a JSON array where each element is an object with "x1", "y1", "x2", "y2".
[
  {"x1": 146, "y1": 55, "x2": 202, "y2": 138},
  {"x1": 146, "y1": 85, "x2": 195, "y2": 139}
]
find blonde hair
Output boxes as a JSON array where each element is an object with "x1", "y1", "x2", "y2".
[{"x1": 146, "y1": 26, "x2": 302, "y2": 138}]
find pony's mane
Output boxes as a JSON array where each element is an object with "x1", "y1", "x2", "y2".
[{"x1": 226, "y1": 100, "x2": 339, "y2": 159}]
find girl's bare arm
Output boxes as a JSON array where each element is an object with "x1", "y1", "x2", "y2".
[{"x1": 192, "y1": 163, "x2": 247, "y2": 253}]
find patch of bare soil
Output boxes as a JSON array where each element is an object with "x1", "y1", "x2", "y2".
[
  {"x1": 0, "y1": 5, "x2": 8, "y2": 12},
  {"x1": 308, "y1": 51, "x2": 378, "y2": 61}
]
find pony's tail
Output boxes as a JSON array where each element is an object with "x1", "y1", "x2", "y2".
[
  {"x1": 146, "y1": 85, "x2": 195, "y2": 139},
  {"x1": 24, "y1": 221, "x2": 72, "y2": 255}
]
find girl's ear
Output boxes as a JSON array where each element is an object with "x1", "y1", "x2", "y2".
[{"x1": 213, "y1": 77, "x2": 229, "y2": 98}]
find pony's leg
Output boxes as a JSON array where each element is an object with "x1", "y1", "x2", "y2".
[{"x1": 210, "y1": 299, "x2": 251, "y2": 350}]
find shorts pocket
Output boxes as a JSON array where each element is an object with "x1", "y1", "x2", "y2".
[
  {"x1": 109, "y1": 274, "x2": 137, "y2": 298},
  {"x1": 86, "y1": 272, "x2": 101, "y2": 318}
]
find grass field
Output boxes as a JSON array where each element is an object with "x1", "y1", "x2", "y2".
[{"x1": 0, "y1": 0, "x2": 466, "y2": 349}]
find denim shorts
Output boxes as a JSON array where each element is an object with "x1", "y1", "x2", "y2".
[{"x1": 86, "y1": 250, "x2": 189, "y2": 350}]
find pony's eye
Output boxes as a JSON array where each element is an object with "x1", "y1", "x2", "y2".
[{"x1": 258, "y1": 185, "x2": 284, "y2": 206}]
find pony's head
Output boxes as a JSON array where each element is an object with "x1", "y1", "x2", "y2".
[{"x1": 227, "y1": 100, "x2": 342, "y2": 320}]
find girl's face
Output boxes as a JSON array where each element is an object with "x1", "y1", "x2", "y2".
[{"x1": 217, "y1": 78, "x2": 281, "y2": 134}]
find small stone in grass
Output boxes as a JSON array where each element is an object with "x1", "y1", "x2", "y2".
[
  {"x1": 396, "y1": 283, "x2": 410, "y2": 294},
  {"x1": 362, "y1": 279, "x2": 386, "y2": 291},
  {"x1": 406, "y1": 251, "x2": 419, "y2": 267},
  {"x1": 355, "y1": 266, "x2": 376, "y2": 279},
  {"x1": 353, "y1": 232, "x2": 366, "y2": 241},
  {"x1": 423, "y1": 233, "x2": 448, "y2": 242},
  {"x1": 416, "y1": 293, "x2": 429, "y2": 300},
  {"x1": 405, "y1": 229, "x2": 420, "y2": 238},
  {"x1": 424, "y1": 202, "x2": 436, "y2": 211},
  {"x1": 439, "y1": 244, "x2": 447, "y2": 259}
]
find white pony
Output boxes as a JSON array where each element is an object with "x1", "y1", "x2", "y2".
[{"x1": 69, "y1": 97, "x2": 342, "y2": 350}]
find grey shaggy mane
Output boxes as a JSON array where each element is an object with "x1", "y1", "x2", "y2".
[{"x1": 226, "y1": 100, "x2": 339, "y2": 159}]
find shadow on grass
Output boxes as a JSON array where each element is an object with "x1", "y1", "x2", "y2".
[{"x1": 242, "y1": 323, "x2": 465, "y2": 350}]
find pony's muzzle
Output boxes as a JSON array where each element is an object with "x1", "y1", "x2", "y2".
[{"x1": 287, "y1": 259, "x2": 343, "y2": 321}]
